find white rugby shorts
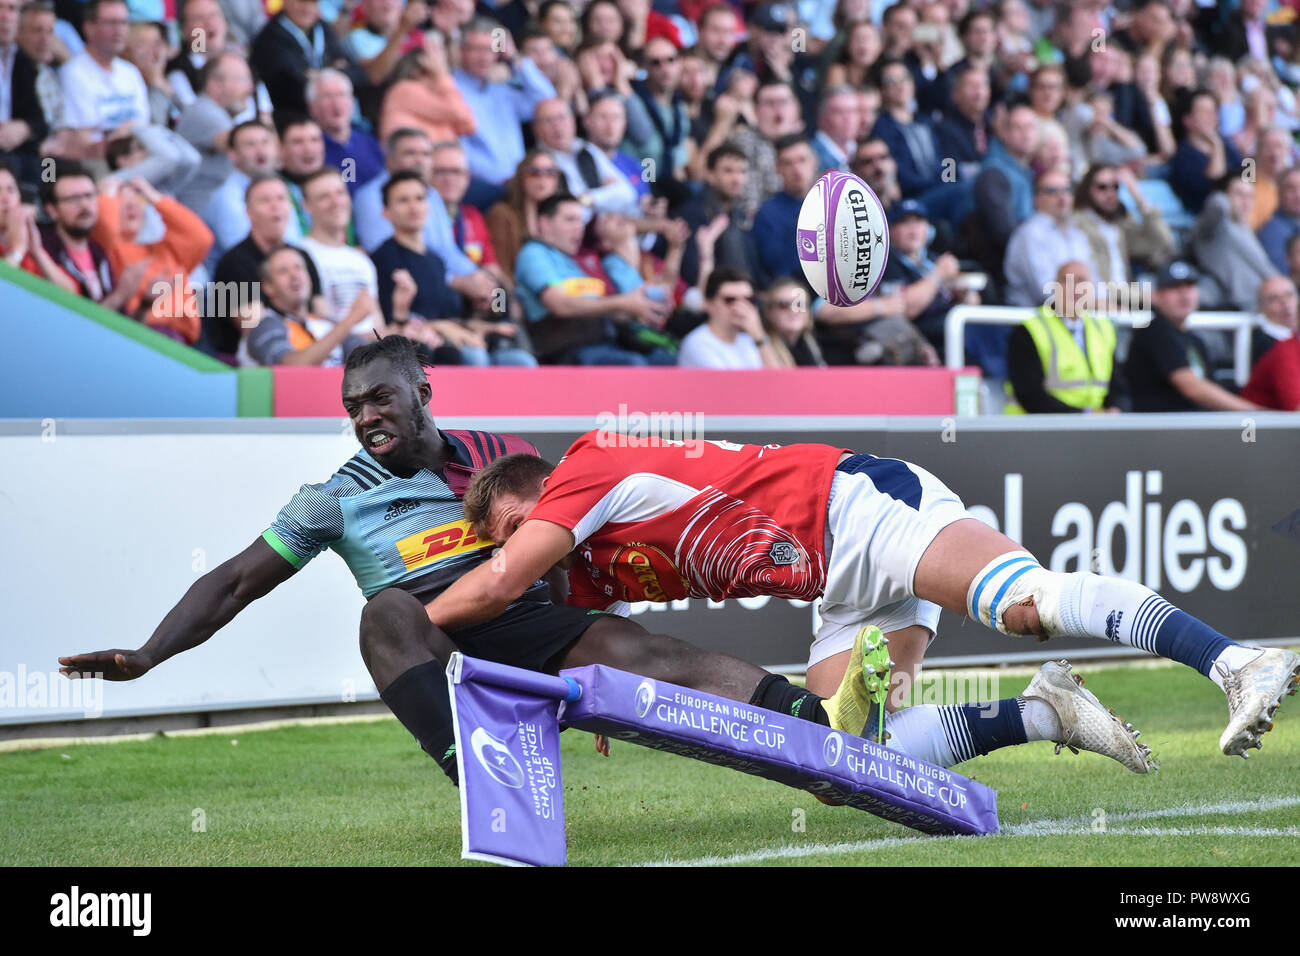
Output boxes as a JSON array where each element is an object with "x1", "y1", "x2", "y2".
[{"x1": 808, "y1": 454, "x2": 971, "y2": 667}]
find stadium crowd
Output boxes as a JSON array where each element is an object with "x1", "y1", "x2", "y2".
[{"x1": 1, "y1": 0, "x2": 1299, "y2": 408}]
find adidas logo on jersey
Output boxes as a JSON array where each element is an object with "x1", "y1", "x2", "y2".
[{"x1": 384, "y1": 499, "x2": 419, "y2": 521}]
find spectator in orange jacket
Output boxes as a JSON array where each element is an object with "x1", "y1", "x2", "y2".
[
  {"x1": 379, "y1": 31, "x2": 476, "y2": 145},
  {"x1": 90, "y1": 177, "x2": 215, "y2": 344}
]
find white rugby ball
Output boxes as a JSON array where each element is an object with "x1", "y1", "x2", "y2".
[{"x1": 795, "y1": 170, "x2": 891, "y2": 307}]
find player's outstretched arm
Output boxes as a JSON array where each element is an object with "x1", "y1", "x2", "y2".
[
  {"x1": 58, "y1": 537, "x2": 298, "y2": 681},
  {"x1": 425, "y1": 519, "x2": 574, "y2": 630}
]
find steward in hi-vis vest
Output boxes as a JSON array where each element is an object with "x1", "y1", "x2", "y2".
[{"x1": 1005, "y1": 260, "x2": 1130, "y2": 413}]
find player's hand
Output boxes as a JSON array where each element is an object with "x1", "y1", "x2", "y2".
[
  {"x1": 594, "y1": 734, "x2": 611, "y2": 756},
  {"x1": 58, "y1": 649, "x2": 153, "y2": 681}
]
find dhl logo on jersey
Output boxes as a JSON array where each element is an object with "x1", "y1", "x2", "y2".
[
  {"x1": 396, "y1": 520, "x2": 492, "y2": 571},
  {"x1": 607, "y1": 543, "x2": 691, "y2": 602}
]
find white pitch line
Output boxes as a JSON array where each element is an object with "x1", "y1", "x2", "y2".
[{"x1": 638, "y1": 795, "x2": 1300, "y2": 867}]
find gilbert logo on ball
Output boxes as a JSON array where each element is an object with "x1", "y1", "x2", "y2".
[{"x1": 796, "y1": 170, "x2": 890, "y2": 307}]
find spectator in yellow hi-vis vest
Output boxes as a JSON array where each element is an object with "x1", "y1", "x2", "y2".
[{"x1": 1005, "y1": 260, "x2": 1131, "y2": 414}]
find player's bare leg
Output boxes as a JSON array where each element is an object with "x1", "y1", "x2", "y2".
[
  {"x1": 360, "y1": 587, "x2": 460, "y2": 689},
  {"x1": 360, "y1": 588, "x2": 464, "y2": 780},
  {"x1": 806, "y1": 624, "x2": 930, "y2": 712},
  {"x1": 913, "y1": 517, "x2": 1300, "y2": 757}
]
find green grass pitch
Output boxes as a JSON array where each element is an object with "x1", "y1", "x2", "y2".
[{"x1": 3, "y1": 656, "x2": 1298, "y2": 866}]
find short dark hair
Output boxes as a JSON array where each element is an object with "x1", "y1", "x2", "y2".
[
  {"x1": 881, "y1": 2, "x2": 913, "y2": 25},
  {"x1": 301, "y1": 166, "x2": 343, "y2": 200},
  {"x1": 39, "y1": 159, "x2": 93, "y2": 207},
  {"x1": 105, "y1": 134, "x2": 143, "y2": 171},
  {"x1": 773, "y1": 132, "x2": 811, "y2": 156},
  {"x1": 385, "y1": 126, "x2": 430, "y2": 155},
  {"x1": 343, "y1": 334, "x2": 435, "y2": 393},
  {"x1": 462, "y1": 453, "x2": 556, "y2": 533},
  {"x1": 698, "y1": 2, "x2": 734, "y2": 26},
  {"x1": 276, "y1": 112, "x2": 318, "y2": 138},
  {"x1": 705, "y1": 266, "x2": 752, "y2": 300},
  {"x1": 959, "y1": 7, "x2": 995, "y2": 37},
  {"x1": 538, "y1": 0, "x2": 574, "y2": 22},
  {"x1": 229, "y1": 120, "x2": 272, "y2": 151},
  {"x1": 755, "y1": 78, "x2": 795, "y2": 103},
  {"x1": 706, "y1": 143, "x2": 747, "y2": 169},
  {"x1": 244, "y1": 171, "x2": 285, "y2": 206},
  {"x1": 84, "y1": 0, "x2": 125, "y2": 21},
  {"x1": 382, "y1": 169, "x2": 427, "y2": 206},
  {"x1": 537, "y1": 191, "x2": 580, "y2": 219},
  {"x1": 258, "y1": 244, "x2": 308, "y2": 282}
]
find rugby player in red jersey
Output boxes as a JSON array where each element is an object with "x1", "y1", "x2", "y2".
[{"x1": 425, "y1": 431, "x2": 1298, "y2": 766}]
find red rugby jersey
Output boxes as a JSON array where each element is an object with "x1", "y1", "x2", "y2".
[{"x1": 527, "y1": 431, "x2": 849, "y2": 607}]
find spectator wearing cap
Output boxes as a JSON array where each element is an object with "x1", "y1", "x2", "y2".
[
  {"x1": 719, "y1": 3, "x2": 820, "y2": 124},
  {"x1": 1169, "y1": 87, "x2": 1242, "y2": 216},
  {"x1": 1005, "y1": 259, "x2": 1129, "y2": 414},
  {"x1": 1003, "y1": 169, "x2": 1092, "y2": 309},
  {"x1": 533, "y1": 97, "x2": 639, "y2": 221},
  {"x1": 1258, "y1": 167, "x2": 1300, "y2": 274},
  {"x1": 675, "y1": 142, "x2": 757, "y2": 287},
  {"x1": 453, "y1": 17, "x2": 556, "y2": 208},
  {"x1": 810, "y1": 85, "x2": 859, "y2": 174},
  {"x1": 250, "y1": 0, "x2": 358, "y2": 115},
  {"x1": 1124, "y1": 261, "x2": 1262, "y2": 412},
  {"x1": 933, "y1": 61, "x2": 993, "y2": 183},
  {"x1": 677, "y1": 266, "x2": 785, "y2": 369},
  {"x1": 1240, "y1": 276, "x2": 1300, "y2": 410},
  {"x1": 308, "y1": 68, "x2": 384, "y2": 197},
  {"x1": 753, "y1": 134, "x2": 819, "y2": 285},
  {"x1": 874, "y1": 198, "x2": 969, "y2": 359},
  {"x1": 625, "y1": 35, "x2": 691, "y2": 188},
  {"x1": 1191, "y1": 173, "x2": 1277, "y2": 313}
]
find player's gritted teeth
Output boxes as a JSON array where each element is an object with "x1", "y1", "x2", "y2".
[{"x1": 366, "y1": 429, "x2": 398, "y2": 455}]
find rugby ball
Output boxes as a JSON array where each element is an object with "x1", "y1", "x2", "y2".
[{"x1": 795, "y1": 171, "x2": 890, "y2": 307}]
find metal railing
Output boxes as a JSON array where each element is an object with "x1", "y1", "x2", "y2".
[{"x1": 943, "y1": 306, "x2": 1256, "y2": 386}]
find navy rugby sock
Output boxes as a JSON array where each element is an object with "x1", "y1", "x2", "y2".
[
  {"x1": 380, "y1": 658, "x2": 459, "y2": 784},
  {"x1": 750, "y1": 674, "x2": 830, "y2": 726}
]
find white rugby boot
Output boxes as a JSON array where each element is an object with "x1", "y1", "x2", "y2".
[
  {"x1": 1023, "y1": 660, "x2": 1156, "y2": 774},
  {"x1": 1216, "y1": 647, "x2": 1300, "y2": 758}
]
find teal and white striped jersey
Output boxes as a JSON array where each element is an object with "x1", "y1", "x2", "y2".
[{"x1": 262, "y1": 429, "x2": 550, "y2": 603}]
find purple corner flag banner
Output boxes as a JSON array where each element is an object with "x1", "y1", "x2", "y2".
[
  {"x1": 447, "y1": 654, "x2": 574, "y2": 867},
  {"x1": 560, "y1": 664, "x2": 1000, "y2": 837}
]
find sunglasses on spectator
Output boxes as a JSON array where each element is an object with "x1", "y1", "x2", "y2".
[
  {"x1": 721, "y1": 294, "x2": 756, "y2": 305},
  {"x1": 647, "y1": 56, "x2": 678, "y2": 66},
  {"x1": 526, "y1": 166, "x2": 559, "y2": 176}
]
